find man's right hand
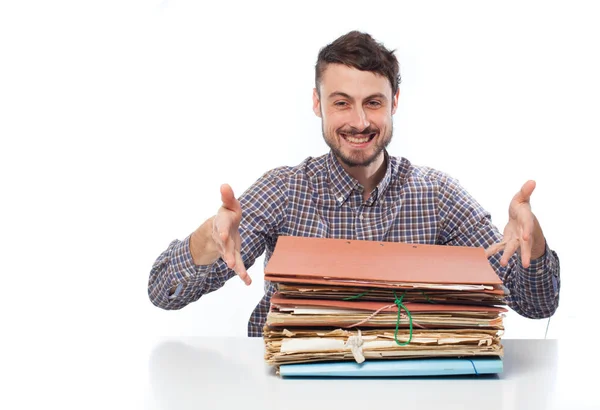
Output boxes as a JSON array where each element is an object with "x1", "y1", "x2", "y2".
[{"x1": 189, "y1": 184, "x2": 251, "y2": 285}]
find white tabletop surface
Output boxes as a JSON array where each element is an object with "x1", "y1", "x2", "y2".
[
  {"x1": 11, "y1": 337, "x2": 597, "y2": 409},
  {"x1": 143, "y1": 337, "x2": 594, "y2": 410}
]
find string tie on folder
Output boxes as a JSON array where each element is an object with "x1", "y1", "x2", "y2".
[
  {"x1": 345, "y1": 329, "x2": 365, "y2": 363},
  {"x1": 468, "y1": 359, "x2": 479, "y2": 375},
  {"x1": 393, "y1": 291, "x2": 413, "y2": 346},
  {"x1": 346, "y1": 303, "x2": 398, "y2": 327},
  {"x1": 421, "y1": 291, "x2": 436, "y2": 304},
  {"x1": 345, "y1": 292, "x2": 420, "y2": 334},
  {"x1": 343, "y1": 291, "x2": 370, "y2": 301}
]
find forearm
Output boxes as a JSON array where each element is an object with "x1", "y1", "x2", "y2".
[
  {"x1": 529, "y1": 214, "x2": 547, "y2": 261},
  {"x1": 147, "y1": 234, "x2": 234, "y2": 310},
  {"x1": 499, "y1": 244, "x2": 561, "y2": 319}
]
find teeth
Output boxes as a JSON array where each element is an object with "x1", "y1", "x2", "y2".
[
  {"x1": 345, "y1": 135, "x2": 370, "y2": 144},
  {"x1": 348, "y1": 137, "x2": 369, "y2": 143}
]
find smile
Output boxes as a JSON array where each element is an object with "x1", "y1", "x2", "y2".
[{"x1": 339, "y1": 132, "x2": 377, "y2": 144}]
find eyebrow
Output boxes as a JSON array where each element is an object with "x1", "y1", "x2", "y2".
[{"x1": 327, "y1": 92, "x2": 388, "y2": 101}]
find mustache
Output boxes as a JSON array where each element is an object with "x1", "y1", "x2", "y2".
[{"x1": 337, "y1": 126, "x2": 379, "y2": 136}]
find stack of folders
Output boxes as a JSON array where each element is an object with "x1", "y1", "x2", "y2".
[{"x1": 262, "y1": 236, "x2": 507, "y2": 377}]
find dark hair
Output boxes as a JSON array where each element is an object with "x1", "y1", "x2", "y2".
[{"x1": 315, "y1": 30, "x2": 401, "y2": 97}]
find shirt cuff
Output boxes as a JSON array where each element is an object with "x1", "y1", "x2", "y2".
[
  {"x1": 521, "y1": 242, "x2": 560, "y2": 296},
  {"x1": 523, "y1": 242, "x2": 553, "y2": 273},
  {"x1": 168, "y1": 234, "x2": 212, "y2": 299},
  {"x1": 172, "y1": 234, "x2": 201, "y2": 280}
]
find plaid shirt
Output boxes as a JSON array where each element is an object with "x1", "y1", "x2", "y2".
[{"x1": 148, "y1": 151, "x2": 560, "y2": 337}]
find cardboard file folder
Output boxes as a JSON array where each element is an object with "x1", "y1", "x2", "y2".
[
  {"x1": 264, "y1": 236, "x2": 504, "y2": 291},
  {"x1": 274, "y1": 283, "x2": 506, "y2": 305},
  {"x1": 278, "y1": 357, "x2": 503, "y2": 377}
]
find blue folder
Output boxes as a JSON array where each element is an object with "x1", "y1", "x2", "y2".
[{"x1": 279, "y1": 357, "x2": 503, "y2": 377}]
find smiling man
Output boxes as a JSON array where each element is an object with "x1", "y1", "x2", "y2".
[{"x1": 148, "y1": 31, "x2": 561, "y2": 337}]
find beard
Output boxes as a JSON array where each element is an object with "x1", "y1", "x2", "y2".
[{"x1": 322, "y1": 122, "x2": 393, "y2": 168}]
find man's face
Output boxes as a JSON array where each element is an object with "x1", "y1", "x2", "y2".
[{"x1": 313, "y1": 63, "x2": 399, "y2": 168}]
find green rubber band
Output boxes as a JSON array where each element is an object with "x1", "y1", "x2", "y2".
[
  {"x1": 341, "y1": 289, "x2": 413, "y2": 346},
  {"x1": 393, "y1": 291, "x2": 413, "y2": 346},
  {"x1": 343, "y1": 291, "x2": 370, "y2": 300},
  {"x1": 421, "y1": 290, "x2": 436, "y2": 304}
]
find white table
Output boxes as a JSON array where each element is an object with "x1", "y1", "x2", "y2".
[{"x1": 141, "y1": 337, "x2": 596, "y2": 410}]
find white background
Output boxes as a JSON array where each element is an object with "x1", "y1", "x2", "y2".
[{"x1": 1, "y1": 0, "x2": 599, "y2": 407}]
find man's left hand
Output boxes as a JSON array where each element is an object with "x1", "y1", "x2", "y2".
[{"x1": 485, "y1": 180, "x2": 546, "y2": 268}]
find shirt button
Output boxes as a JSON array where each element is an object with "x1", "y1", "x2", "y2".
[
  {"x1": 359, "y1": 214, "x2": 364, "y2": 220},
  {"x1": 338, "y1": 196, "x2": 344, "y2": 202}
]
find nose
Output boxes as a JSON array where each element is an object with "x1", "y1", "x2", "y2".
[{"x1": 348, "y1": 106, "x2": 370, "y2": 131}]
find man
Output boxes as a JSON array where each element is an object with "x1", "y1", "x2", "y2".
[{"x1": 148, "y1": 31, "x2": 560, "y2": 337}]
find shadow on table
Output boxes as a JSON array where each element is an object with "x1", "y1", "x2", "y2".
[{"x1": 148, "y1": 339, "x2": 259, "y2": 409}]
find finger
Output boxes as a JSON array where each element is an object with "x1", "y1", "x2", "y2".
[
  {"x1": 222, "y1": 235, "x2": 237, "y2": 269},
  {"x1": 520, "y1": 235, "x2": 533, "y2": 269},
  {"x1": 212, "y1": 233, "x2": 226, "y2": 256},
  {"x1": 233, "y1": 251, "x2": 252, "y2": 286},
  {"x1": 521, "y1": 213, "x2": 534, "y2": 242},
  {"x1": 485, "y1": 241, "x2": 506, "y2": 258},
  {"x1": 515, "y1": 180, "x2": 536, "y2": 203},
  {"x1": 212, "y1": 217, "x2": 230, "y2": 255},
  {"x1": 519, "y1": 223, "x2": 533, "y2": 268},
  {"x1": 215, "y1": 219, "x2": 235, "y2": 268},
  {"x1": 500, "y1": 238, "x2": 520, "y2": 267},
  {"x1": 220, "y1": 184, "x2": 241, "y2": 212},
  {"x1": 213, "y1": 218, "x2": 237, "y2": 269}
]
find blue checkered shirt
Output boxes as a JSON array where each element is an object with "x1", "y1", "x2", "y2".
[{"x1": 148, "y1": 151, "x2": 560, "y2": 337}]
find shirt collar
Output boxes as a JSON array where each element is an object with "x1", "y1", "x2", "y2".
[
  {"x1": 375, "y1": 150, "x2": 394, "y2": 202},
  {"x1": 327, "y1": 151, "x2": 357, "y2": 206},
  {"x1": 327, "y1": 150, "x2": 395, "y2": 207}
]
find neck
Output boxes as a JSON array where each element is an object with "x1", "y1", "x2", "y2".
[{"x1": 339, "y1": 152, "x2": 387, "y2": 201}]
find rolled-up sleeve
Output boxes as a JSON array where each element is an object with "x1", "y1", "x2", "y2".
[{"x1": 148, "y1": 235, "x2": 234, "y2": 310}]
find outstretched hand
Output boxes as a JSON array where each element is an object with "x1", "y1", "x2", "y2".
[
  {"x1": 485, "y1": 180, "x2": 546, "y2": 269},
  {"x1": 212, "y1": 184, "x2": 251, "y2": 285}
]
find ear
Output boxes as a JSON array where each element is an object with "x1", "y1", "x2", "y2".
[
  {"x1": 312, "y1": 88, "x2": 322, "y2": 118},
  {"x1": 391, "y1": 88, "x2": 400, "y2": 115}
]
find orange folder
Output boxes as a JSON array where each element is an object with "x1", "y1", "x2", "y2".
[{"x1": 264, "y1": 236, "x2": 503, "y2": 290}]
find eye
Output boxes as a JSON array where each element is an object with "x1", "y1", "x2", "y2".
[
  {"x1": 366, "y1": 100, "x2": 382, "y2": 108},
  {"x1": 334, "y1": 101, "x2": 348, "y2": 107}
]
